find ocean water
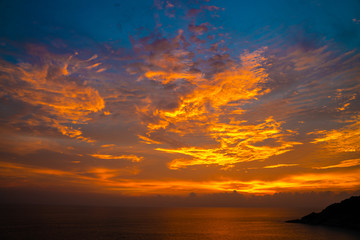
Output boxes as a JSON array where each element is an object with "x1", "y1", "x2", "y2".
[{"x1": 1, "y1": 205, "x2": 359, "y2": 240}]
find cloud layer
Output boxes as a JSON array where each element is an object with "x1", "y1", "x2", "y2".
[{"x1": 0, "y1": 0, "x2": 359, "y2": 201}]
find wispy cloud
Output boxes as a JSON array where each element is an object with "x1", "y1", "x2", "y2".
[
  {"x1": 1, "y1": 161, "x2": 359, "y2": 195},
  {"x1": 90, "y1": 154, "x2": 143, "y2": 162},
  {"x1": 158, "y1": 117, "x2": 301, "y2": 169},
  {"x1": 263, "y1": 163, "x2": 299, "y2": 169},
  {"x1": 0, "y1": 46, "x2": 106, "y2": 142},
  {"x1": 310, "y1": 115, "x2": 360, "y2": 153},
  {"x1": 313, "y1": 159, "x2": 360, "y2": 169},
  {"x1": 134, "y1": 42, "x2": 301, "y2": 169}
]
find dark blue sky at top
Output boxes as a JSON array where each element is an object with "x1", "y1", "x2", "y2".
[{"x1": 1, "y1": 0, "x2": 359, "y2": 55}]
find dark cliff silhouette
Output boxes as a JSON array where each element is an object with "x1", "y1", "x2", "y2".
[{"x1": 287, "y1": 196, "x2": 360, "y2": 230}]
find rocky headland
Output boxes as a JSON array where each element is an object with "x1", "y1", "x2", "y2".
[{"x1": 287, "y1": 196, "x2": 360, "y2": 230}]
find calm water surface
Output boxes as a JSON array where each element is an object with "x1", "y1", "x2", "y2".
[{"x1": 1, "y1": 205, "x2": 359, "y2": 240}]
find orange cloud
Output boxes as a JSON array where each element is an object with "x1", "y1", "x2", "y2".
[
  {"x1": 138, "y1": 135, "x2": 162, "y2": 144},
  {"x1": 263, "y1": 163, "x2": 299, "y2": 169},
  {"x1": 13, "y1": 62, "x2": 104, "y2": 121},
  {"x1": 158, "y1": 117, "x2": 301, "y2": 169},
  {"x1": 144, "y1": 71, "x2": 202, "y2": 85},
  {"x1": 1, "y1": 161, "x2": 359, "y2": 195},
  {"x1": 313, "y1": 158, "x2": 360, "y2": 169},
  {"x1": 0, "y1": 161, "x2": 139, "y2": 188},
  {"x1": 86, "y1": 167, "x2": 140, "y2": 180},
  {"x1": 137, "y1": 47, "x2": 300, "y2": 169},
  {"x1": 310, "y1": 115, "x2": 360, "y2": 152},
  {"x1": 0, "y1": 47, "x2": 105, "y2": 142},
  {"x1": 137, "y1": 48, "x2": 268, "y2": 129},
  {"x1": 76, "y1": 168, "x2": 360, "y2": 195},
  {"x1": 0, "y1": 162, "x2": 71, "y2": 181},
  {"x1": 90, "y1": 154, "x2": 143, "y2": 162}
]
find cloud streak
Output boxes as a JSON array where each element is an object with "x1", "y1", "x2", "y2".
[
  {"x1": 90, "y1": 154, "x2": 143, "y2": 162},
  {"x1": 313, "y1": 159, "x2": 360, "y2": 169},
  {"x1": 311, "y1": 115, "x2": 360, "y2": 153},
  {"x1": 1, "y1": 161, "x2": 359, "y2": 195}
]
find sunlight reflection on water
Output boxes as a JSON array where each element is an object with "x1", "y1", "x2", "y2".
[{"x1": 1, "y1": 206, "x2": 359, "y2": 240}]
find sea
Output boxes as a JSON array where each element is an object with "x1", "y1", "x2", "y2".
[{"x1": 1, "y1": 205, "x2": 359, "y2": 240}]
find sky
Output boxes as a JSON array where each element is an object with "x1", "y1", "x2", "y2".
[{"x1": 0, "y1": 0, "x2": 360, "y2": 206}]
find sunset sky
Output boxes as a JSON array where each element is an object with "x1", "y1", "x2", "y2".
[{"x1": 0, "y1": 0, "x2": 359, "y2": 205}]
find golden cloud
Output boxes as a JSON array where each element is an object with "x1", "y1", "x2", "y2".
[
  {"x1": 310, "y1": 115, "x2": 360, "y2": 152},
  {"x1": 158, "y1": 117, "x2": 301, "y2": 169},
  {"x1": 137, "y1": 47, "x2": 300, "y2": 169},
  {"x1": 313, "y1": 158, "x2": 360, "y2": 169},
  {"x1": 263, "y1": 163, "x2": 299, "y2": 169},
  {"x1": 1, "y1": 161, "x2": 359, "y2": 195},
  {"x1": 90, "y1": 154, "x2": 143, "y2": 162},
  {"x1": 0, "y1": 48, "x2": 105, "y2": 141}
]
